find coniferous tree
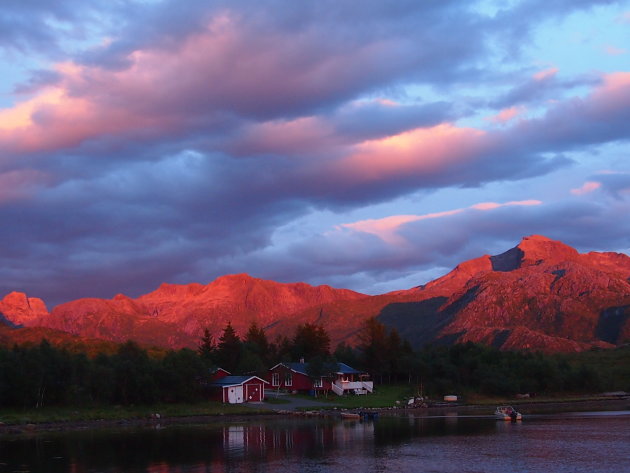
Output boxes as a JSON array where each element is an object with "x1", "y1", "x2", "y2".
[
  {"x1": 244, "y1": 321, "x2": 270, "y2": 364},
  {"x1": 274, "y1": 335, "x2": 293, "y2": 363},
  {"x1": 216, "y1": 322, "x2": 242, "y2": 373},
  {"x1": 291, "y1": 323, "x2": 330, "y2": 360},
  {"x1": 198, "y1": 328, "x2": 217, "y2": 365},
  {"x1": 358, "y1": 317, "x2": 388, "y2": 383},
  {"x1": 334, "y1": 341, "x2": 359, "y2": 367},
  {"x1": 386, "y1": 328, "x2": 403, "y2": 383},
  {"x1": 113, "y1": 340, "x2": 158, "y2": 404}
]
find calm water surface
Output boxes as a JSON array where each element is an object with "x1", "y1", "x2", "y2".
[{"x1": 1, "y1": 410, "x2": 629, "y2": 473}]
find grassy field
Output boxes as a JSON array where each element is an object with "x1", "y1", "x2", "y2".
[
  {"x1": 297, "y1": 385, "x2": 417, "y2": 409},
  {"x1": 0, "y1": 402, "x2": 270, "y2": 426}
]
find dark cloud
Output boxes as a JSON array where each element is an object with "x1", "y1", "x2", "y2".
[{"x1": 0, "y1": 0, "x2": 628, "y2": 306}]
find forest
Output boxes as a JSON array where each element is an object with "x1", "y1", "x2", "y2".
[{"x1": 0, "y1": 318, "x2": 628, "y2": 408}]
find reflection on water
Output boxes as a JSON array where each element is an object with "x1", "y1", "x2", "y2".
[{"x1": 0, "y1": 411, "x2": 629, "y2": 473}]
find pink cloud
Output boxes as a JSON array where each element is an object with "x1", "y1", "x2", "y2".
[
  {"x1": 533, "y1": 67, "x2": 558, "y2": 81},
  {"x1": 587, "y1": 72, "x2": 630, "y2": 115},
  {"x1": 0, "y1": 13, "x2": 411, "y2": 158},
  {"x1": 341, "y1": 211, "x2": 462, "y2": 244},
  {"x1": 603, "y1": 45, "x2": 626, "y2": 56},
  {"x1": 471, "y1": 200, "x2": 542, "y2": 210},
  {"x1": 597, "y1": 71, "x2": 630, "y2": 93},
  {"x1": 0, "y1": 68, "x2": 173, "y2": 155},
  {"x1": 570, "y1": 181, "x2": 602, "y2": 195},
  {"x1": 336, "y1": 124, "x2": 488, "y2": 182},
  {"x1": 372, "y1": 98, "x2": 400, "y2": 107},
  {"x1": 341, "y1": 200, "x2": 543, "y2": 244},
  {"x1": 489, "y1": 106, "x2": 524, "y2": 124}
]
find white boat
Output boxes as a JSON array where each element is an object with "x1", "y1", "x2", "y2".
[{"x1": 495, "y1": 405, "x2": 522, "y2": 421}]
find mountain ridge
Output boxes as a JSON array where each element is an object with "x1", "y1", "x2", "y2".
[{"x1": 2, "y1": 236, "x2": 629, "y2": 353}]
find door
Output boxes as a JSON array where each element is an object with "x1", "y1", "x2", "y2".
[
  {"x1": 228, "y1": 386, "x2": 244, "y2": 404},
  {"x1": 247, "y1": 383, "x2": 261, "y2": 401}
]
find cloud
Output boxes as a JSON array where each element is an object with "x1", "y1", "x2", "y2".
[
  {"x1": 0, "y1": 1, "x2": 123, "y2": 57},
  {"x1": 0, "y1": 169, "x2": 51, "y2": 203},
  {"x1": 603, "y1": 45, "x2": 627, "y2": 56},
  {"x1": 251, "y1": 195, "x2": 630, "y2": 294},
  {"x1": 1, "y1": 69, "x2": 627, "y2": 307},
  {"x1": 341, "y1": 200, "x2": 542, "y2": 244},
  {"x1": 0, "y1": 0, "x2": 629, "y2": 306},
  {"x1": 491, "y1": 68, "x2": 600, "y2": 109},
  {"x1": 533, "y1": 68, "x2": 559, "y2": 81},
  {"x1": 596, "y1": 172, "x2": 630, "y2": 198},
  {"x1": 571, "y1": 181, "x2": 602, "y2": 195},
  {"x1": 488, "y1": 106, "x2": 525, "y2": 124}
]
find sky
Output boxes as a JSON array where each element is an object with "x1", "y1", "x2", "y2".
[{"x1": 1, "y1": 0, "x2": 629, "y2": 307}]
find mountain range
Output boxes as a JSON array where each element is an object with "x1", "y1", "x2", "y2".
[{"x1": 1, "y1": 235, "x2": 629, "y2": 353}]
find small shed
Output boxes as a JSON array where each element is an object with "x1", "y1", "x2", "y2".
[{"x1": 209, "y1": 375, "x2": 268, "y2": 404}]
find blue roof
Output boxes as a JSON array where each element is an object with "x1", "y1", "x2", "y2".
[
  {"x1": 209, "y1": 375, "x2": 267, "y2": 387},
  {"x1": 285, "y1": 362, "x2": 309, "y2": 375},
  {"x1": 280, "y1": 362, "x2": 362, "y2": 376},
  {"x1": 336, "y1": 362, "x2": 362, "y2": 374}
]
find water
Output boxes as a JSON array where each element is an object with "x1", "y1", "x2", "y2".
[{"x1": 1, "y1": 411, "x2": 629, "y2": 473}]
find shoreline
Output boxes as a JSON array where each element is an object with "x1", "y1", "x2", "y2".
[{"x1": 1, "y1": 397, "x2": 628, "y2": 435}]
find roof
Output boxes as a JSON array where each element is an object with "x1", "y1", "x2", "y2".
[
  {"x1": 335, "y1": 362, "x2": 362, "y2": 375},
  {"x1": 269, "y1": 361, "x2": 363, "y2": 376},
  {"x1": 209, "y1": 375, "x2": 268, "y2": 387},
  {"x1": 210, "y1": 367, "x2": 231, "y2": 375}
]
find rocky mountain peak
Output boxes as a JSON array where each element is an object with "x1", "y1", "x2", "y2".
[
  {"x1": 0, "y1": 291, "x2": 49, "y2": 325},
  {"x1": 490, "y1": 235, "x2": 579, "y2": 271}
]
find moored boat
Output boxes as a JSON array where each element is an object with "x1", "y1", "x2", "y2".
[{"x1": 494, "y1": 405, "x2": 522, "y2": 421}]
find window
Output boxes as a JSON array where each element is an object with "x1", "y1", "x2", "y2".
[
  {"x1": 272, "y1": 373, "x2": 280, "y2": 387},
  {"x1": 313, "y1": 378, "x2": 323, "y2": 388},
  {"x1": 284, "y1": 372, "x2": 292, "y2": 387}
]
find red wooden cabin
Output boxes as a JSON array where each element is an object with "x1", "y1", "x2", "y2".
[{"x1": 267, "y1": 361, "x2": 372, "y2": 395}]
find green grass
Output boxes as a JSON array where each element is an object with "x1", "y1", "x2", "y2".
[
  {"x1": 297, "y1": 385, "x2": 416, "y2": 409},
  {"x1": 0, "y1": 402, "x2": 270, "y2": 426}
]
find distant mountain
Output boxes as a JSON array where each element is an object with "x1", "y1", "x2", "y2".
[
  {"x1": 2, "y1": 274, "x2": 367, "y2": 349},
  {"x1": 2, "y1": 236, "x2": 629, "y2": 353}
]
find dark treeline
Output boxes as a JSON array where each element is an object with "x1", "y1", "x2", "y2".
[
  {"x1": 1, "y1": 318, "x2": 628, "y2": 408},
  {"x1": 341, "y1": 318, "x2": 629, "y2": 397},
  {"x1": 0, "y1": 340, "x2": 206, "y2": 408},
  {"x1": 198, "y1": 321, "x2": 332, "y2": 375},
  {"x1": 0, "y1": 321, "x2": 335, "y2": 409}
]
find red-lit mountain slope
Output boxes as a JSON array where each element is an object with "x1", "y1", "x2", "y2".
[
  {"x1": 2, "y1": 274, "x2": 367, "y2": 349},
  {"x1": 377, "y1": 235, "x2": 630, "y2": 352},
  {"x1": 2, "y1": 236, "x2": 629, "y2": 352}
]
